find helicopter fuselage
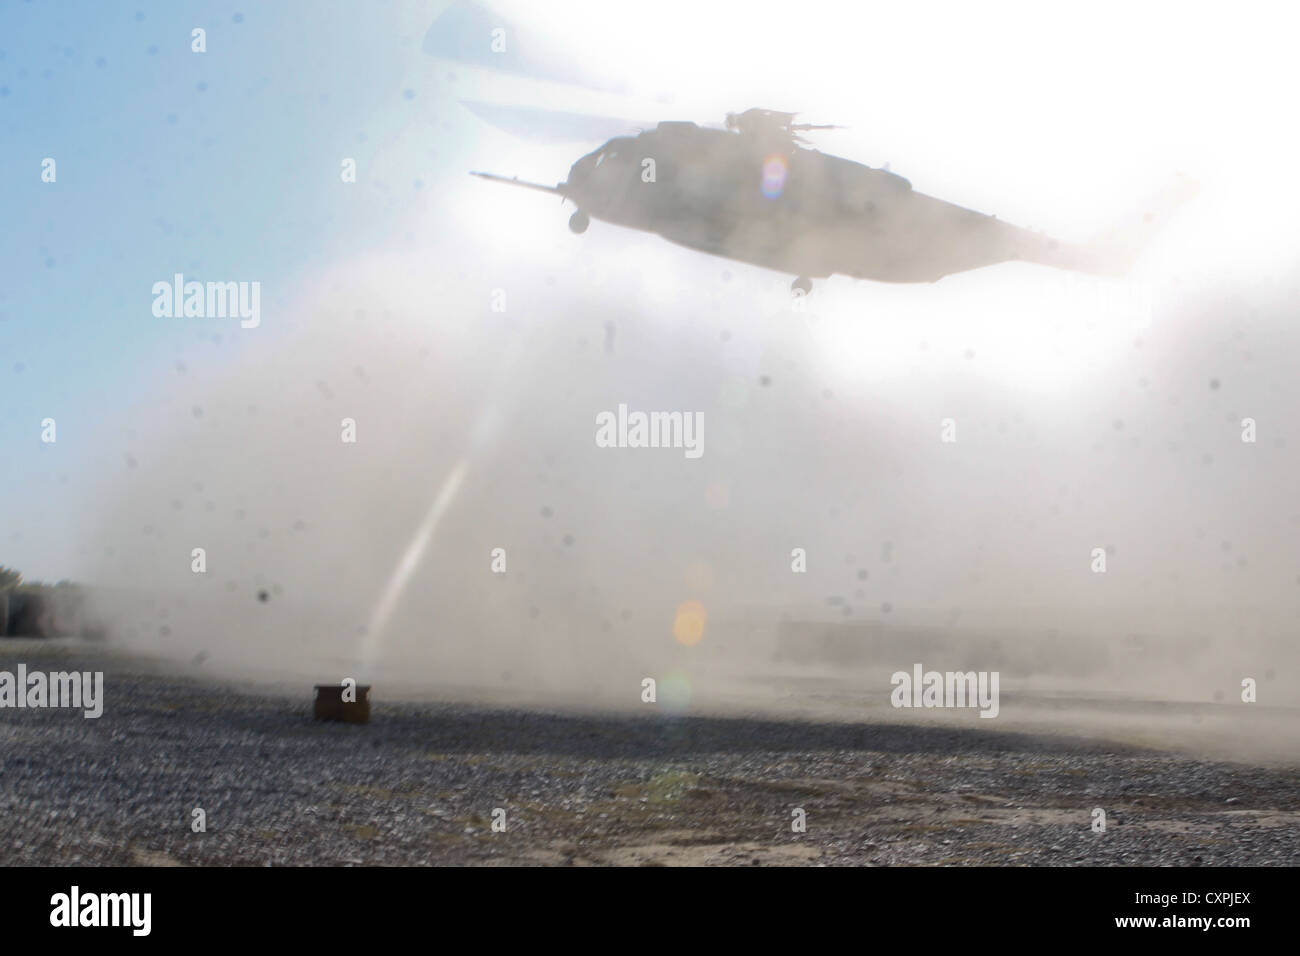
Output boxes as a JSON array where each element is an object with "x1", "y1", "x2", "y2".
[{"x1": 560, "y1": 122, "x2": 1066, "y2": 284}]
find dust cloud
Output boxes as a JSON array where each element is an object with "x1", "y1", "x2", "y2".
[{"x1": 67, "y1": 188, "x2": 1300, "y2": 761}]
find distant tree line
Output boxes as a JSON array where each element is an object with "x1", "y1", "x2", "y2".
[{"x1": 0, "y1": 566, "x2": 85, "y2": 638}]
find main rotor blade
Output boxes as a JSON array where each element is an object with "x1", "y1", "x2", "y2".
[
  {"x1": 469, "y1": 171, "x2": 568, "y2": 196},
  {"x1": 460, "y1": 99, "x2": 651, "y2": 144}
]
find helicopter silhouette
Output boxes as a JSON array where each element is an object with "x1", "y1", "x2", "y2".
[{"x1": 472, "y1": 108, "x2": 1196, "y2": 293}]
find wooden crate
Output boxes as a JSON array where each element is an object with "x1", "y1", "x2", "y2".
[{"x1": 313, "y1": 684, "x2": 371, "y2": 723}]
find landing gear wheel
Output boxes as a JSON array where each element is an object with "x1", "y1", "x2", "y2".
[
  {"x1": 569, "y1": 210, "x2": 590, "y2": 234},
  {"x1": 791, "y1": 275, "x2": 812, "y2": 295}
]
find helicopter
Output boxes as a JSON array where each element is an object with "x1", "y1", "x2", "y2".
[{"x1": 471, "y1": 108, "x2": 1196, "y2": 293}]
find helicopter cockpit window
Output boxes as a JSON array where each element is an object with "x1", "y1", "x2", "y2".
[{"x1": 595, "y1": 150, "x2": 617, "y2": 167}]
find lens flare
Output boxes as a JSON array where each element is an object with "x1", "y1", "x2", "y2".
[
  {"x1": 360, "y1": 457, "x2": 469, "y2": 671},
  {"x1": 659, "y1": 671, "x2": 693, "y2": 713},
  {"x1": 760, "y1": 154, "x2": 787, "y2": 199},
  {"x1": 672, "y1": 599, "x2": 707, "y2": 646}
]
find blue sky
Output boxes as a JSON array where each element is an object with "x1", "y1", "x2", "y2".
[{"x1": 1, "y1": 1, "x2": 455, "y2": 577}]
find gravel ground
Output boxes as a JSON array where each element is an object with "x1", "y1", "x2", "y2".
[{"x1": 2, "y1": 640, "x2": 1297, "y2": 866}]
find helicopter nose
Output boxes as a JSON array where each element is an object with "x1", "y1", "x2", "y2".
[
  {"x1": 564, "y1": 157, "x2": 594, "y2": 198},
  {"x1": 569, "y1": 156, "x2": 593, "y2": 181}
]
